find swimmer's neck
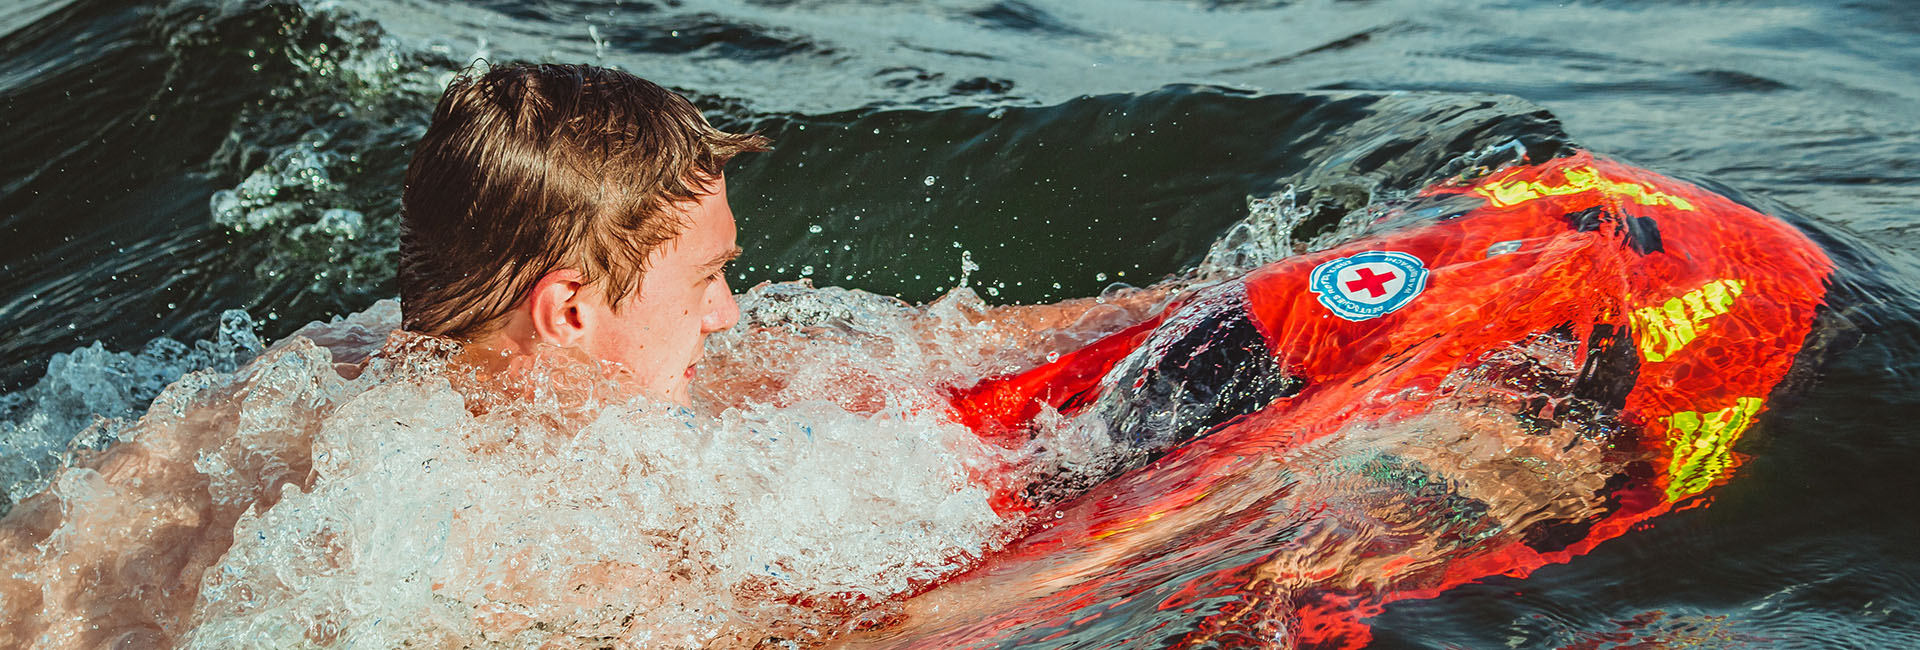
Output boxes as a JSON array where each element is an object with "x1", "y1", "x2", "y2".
[
  {"x1": 456, "y1": 309, "x2": 546, "y2": 373},
  {"x1": 449, "y1": 312, "x2": 670, "y2": 409}
]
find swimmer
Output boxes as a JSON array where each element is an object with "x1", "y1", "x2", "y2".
[
  {"x1": 0, "y1": 63, "x2": 772, "y2": 647},
  {"x1": 0, "y1": 62, "x2": 1153, "y2": 648}
]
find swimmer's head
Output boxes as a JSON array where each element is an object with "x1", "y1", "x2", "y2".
[{"x1": 399, "y1": 62, "x2": 768, "y2": 403}]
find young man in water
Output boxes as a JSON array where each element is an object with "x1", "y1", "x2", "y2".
[
  {"x1": 0, "y1": 62, "x2": 1154, "y2": 648},
  {"x1": 400, "y1": 63, "x2": 770, "y2": 405},
  {"x1": 0, "y1": 64, "x2": 785, "y2": 648}
]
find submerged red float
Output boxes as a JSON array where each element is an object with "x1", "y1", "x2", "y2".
[{"x1": 935, "y1": 152, "x2": 1834, "y2": 648}]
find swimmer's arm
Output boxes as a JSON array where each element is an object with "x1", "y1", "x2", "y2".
[
  {"x1": 971, "y1": 283, "x2": 1175, "y2": 334},
  {"x1": 907, "y1": 281, "x2": 1179, "y2": 370},
  {"x1": 697, "y1": 283, "x2": 1174, "y2": 411}
]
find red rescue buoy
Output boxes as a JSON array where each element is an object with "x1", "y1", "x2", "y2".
[{"x1": 936, "y1": 152, "x2": 1833, "y2": 648}]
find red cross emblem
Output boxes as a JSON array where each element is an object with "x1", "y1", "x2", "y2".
[
  {"x1": 1310, "y1": 251, "x2": 1430, "y2": 322},
  {"x1": 1345, "y1": 267, "x2": 1398, "y2": 298}
]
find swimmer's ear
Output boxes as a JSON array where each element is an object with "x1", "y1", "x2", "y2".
[{"x1": 527, "y1": 269, "x2": 590, "y2": 348}]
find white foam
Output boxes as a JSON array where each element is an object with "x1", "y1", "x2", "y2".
[
  {"x1": 5, "y1": 282, "x2": 1166, "y2": 647},
  {"x1": 0, "y1": 310, "x2": 262, "y2": 514}
]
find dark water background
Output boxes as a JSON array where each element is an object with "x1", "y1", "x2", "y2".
[{"x1": 2, "y1": 0, "x2": 1917, "y2": 647}]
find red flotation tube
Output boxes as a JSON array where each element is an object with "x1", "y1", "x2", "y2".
[{"x1": 934, "y1": 152, "x2": 1834, "y2": 648}]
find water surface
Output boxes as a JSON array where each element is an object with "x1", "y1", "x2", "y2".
[{"x1": 2, "y1": 0, "x2": 1918, "y2": 647}]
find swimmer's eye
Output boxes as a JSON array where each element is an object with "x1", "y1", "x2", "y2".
[{"x1": 702, "y1": 249, "x2": 742, "y2": 284}]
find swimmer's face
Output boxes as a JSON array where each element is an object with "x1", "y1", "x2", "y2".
[{"x1": 581, "y1": 175, "x2": 742, "y2": 405}]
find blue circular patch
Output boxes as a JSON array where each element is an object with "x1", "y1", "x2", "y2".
[{"x1": 1308, "y1": 251, "x2": 1430, "y2": 321}]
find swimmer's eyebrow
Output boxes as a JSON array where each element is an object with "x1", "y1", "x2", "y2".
[{"x1": 698, "y1": 247, "x2": 743, "y2": 274}]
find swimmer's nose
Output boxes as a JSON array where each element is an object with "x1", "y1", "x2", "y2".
[{"x1": 703, "y1": 280, "x2": 740, "y2": 333}]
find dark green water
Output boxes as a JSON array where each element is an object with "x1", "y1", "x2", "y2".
[{"x1": 2, "y1": 0, "x2": 1917, "y2": 647}]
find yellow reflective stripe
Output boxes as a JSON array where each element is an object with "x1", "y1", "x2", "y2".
[
  {"x1": 1475, "y1": 165, "x2": 1697, "y2": 211},
  {"x1": 1698, "y1": 280, "x2": 1739, "y2": 316},
  {"x1": 1663, "y1": 397, "x2": 1764, "y2": 499},
  {"x1": 1681, "y1": 290, "x2": 1712, "y2": 322},
  {"x1": 1631, "y1": 279, "x2": 1745, "y2": 362}
]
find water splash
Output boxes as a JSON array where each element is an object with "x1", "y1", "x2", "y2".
[
  {"x1": 178, "y1": 360, "x2": 1009, "y2": 648},
  {"x1": 1196, "y1": 185, "x2": 1315, "y2": 280},
  {"x1": 0, "y1": 310, "x2": 262, "y2": 515},
  {"x1": 208, "y1": 144, "x2": 354, "y2": 235},
  {"x1": 3, "y1": 280, "x2": 1165, "y2": 648},
  {"x1": 956, "y1": 250, "x2": 979, "y2": 289}
]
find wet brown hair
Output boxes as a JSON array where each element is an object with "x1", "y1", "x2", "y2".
[{"x1": 399, "y1": 62, "x2": 769, "y2": 339}]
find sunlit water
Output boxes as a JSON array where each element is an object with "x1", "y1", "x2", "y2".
[{"x1": 4, "y1": 0, "x2": 1920, "y2": 648}]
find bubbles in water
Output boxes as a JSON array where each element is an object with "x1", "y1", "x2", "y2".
[{"x1": 308, "y1": 208, "x2": 366, "y2": 239}]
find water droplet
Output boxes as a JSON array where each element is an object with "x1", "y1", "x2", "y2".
[
  {"x1": 923, "y1": 176, "x2": 936, "y2": 186},
  {"x1": 808, "y1": 224, "x2": 823, "y2": 234},
  {"x1": 957, "y1": 251, "x2": 978, "y2": 288}
]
